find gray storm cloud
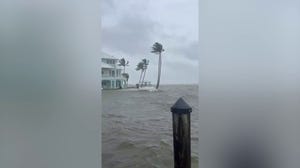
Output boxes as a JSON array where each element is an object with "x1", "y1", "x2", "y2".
[{"x1": 101, "y1": 0, "x2": 198, "y2": 84}]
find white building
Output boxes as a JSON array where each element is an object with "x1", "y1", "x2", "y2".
[{"x1": 101, "y1": 52, "x2": 127, "y2": 89}]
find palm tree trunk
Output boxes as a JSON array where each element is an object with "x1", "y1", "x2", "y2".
[
  {"x1": 124, "y1": 66, "x2": 125, "y2": 73},
  {"x1": 141, "y1": 69, "x2": 147, "y2": 87},
  {"x1": 138, "y1": 70, "x2": 143, "y2": 87},
  {"x1": 156, "y1": 53, "x2": 162, "y2": 89}
]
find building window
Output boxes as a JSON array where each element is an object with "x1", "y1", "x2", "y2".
[
  {"x1": 112, "y1": 81, "x2": 115, "y2": 88},
  {"x1": 102, "y1": 80, "x2": 111, "y2": 88},
  {"x1": 112, "y1": 71, "x2": 115, "y2": 77}
]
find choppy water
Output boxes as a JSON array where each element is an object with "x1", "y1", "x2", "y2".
[{"x1": 102, "y1": 85, "x2": 198, "y2": 168}]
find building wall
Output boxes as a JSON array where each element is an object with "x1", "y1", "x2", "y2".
[
  {"x1": 102, "y1": 79, "x2": 127, "y2": 89},
  {"x1": 102, "y1": 68, "x2": 122, "y2": 77},
  {"x1": 101, "y1": 58, "x2": 127, "y2": 89},
  {"x1": 102, "y1": 58, "x2": 116, "y2": 65}
]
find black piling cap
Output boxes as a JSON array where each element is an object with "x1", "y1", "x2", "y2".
[{"x1": 171, "y1": 97, "x2": 192, "y2": 114}]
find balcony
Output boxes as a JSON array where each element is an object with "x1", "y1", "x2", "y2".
[{"x1": 102, "y1": 75, "x2": 126, "y2": 80}]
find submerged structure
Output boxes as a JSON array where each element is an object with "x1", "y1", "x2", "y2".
[{"x1": 101, "y1": 52, "x2": 127, "y2": 89}]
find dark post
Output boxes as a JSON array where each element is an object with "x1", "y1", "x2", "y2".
[{"x1": 171, "y1": 97, "x2": 192, "y2": 168}]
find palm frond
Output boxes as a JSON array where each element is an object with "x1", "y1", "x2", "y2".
[
  {"x1": 118, "y1": 58, "x2": 130, "y2": 67},
  {"x1": 136, "y1": 62, "x2": 144, "y2": 71},
  {"x1": 151, "y1": 42, "x2": 164, "y2": 54}
]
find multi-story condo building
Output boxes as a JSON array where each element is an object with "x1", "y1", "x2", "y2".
[{"x1": 101, "y1": 52, "x2": 127, "y2": 89}]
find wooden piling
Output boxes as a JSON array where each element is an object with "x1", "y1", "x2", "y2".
[{"x1": 171, "y1": 97, "x2": 192, "y2": 168}]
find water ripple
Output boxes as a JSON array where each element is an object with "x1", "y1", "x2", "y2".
[{"x1": 102, "y1": 85, "x2": 198, "y2": 168}]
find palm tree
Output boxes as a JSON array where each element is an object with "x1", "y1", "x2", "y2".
[
  {"x1": 136, "y1": 62, "x2": 145, "y2": 87},
  {"x1": 118, "y1": 58, "x2": 129, "y2": 73},
  {"x1": 141, "y1": 59, "x2": 149, "y2": 87},
  {"x1": 122, "y1": 73, "x2": 129, "y2": 84},
  {"x1": 151, "y1": 42, "x2": 164, "y2": 89}
]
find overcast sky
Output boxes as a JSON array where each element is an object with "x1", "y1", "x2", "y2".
[{"x1": 101, "y1": 0, "x2": 198, "y2": 84}]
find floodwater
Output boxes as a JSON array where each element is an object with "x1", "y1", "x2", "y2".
[{"x1": 102, "y1": 85, "x2": 198, "y2": 168}]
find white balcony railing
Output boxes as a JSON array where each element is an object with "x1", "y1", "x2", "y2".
[
  {"x1": 102, "y1": 74, "x2": 123, "y2": 78},
  {"x1": 102, "y1": 75, "x2": 126, "y2": 80}
]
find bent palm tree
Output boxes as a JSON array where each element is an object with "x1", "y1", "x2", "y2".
[
  {"x1": 141, "y1": 59, "x2": 149, "y2": 87},
  {"x1": 136, "y1": 62, "x2": 145, "y2": 87},
  {"x1": 151, "y1": 42, "x2": 164, "y2": 89},
  {"x1": 118, "y1": 58, "x2": 129, "y2": 73}
]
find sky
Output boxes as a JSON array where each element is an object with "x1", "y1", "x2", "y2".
[
  {"x1": 198, "y1": 0, "x2": 300, "y2": 92},
  {"x1": 101, "y1": 0, "x2": 198, "y2": 84}
]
